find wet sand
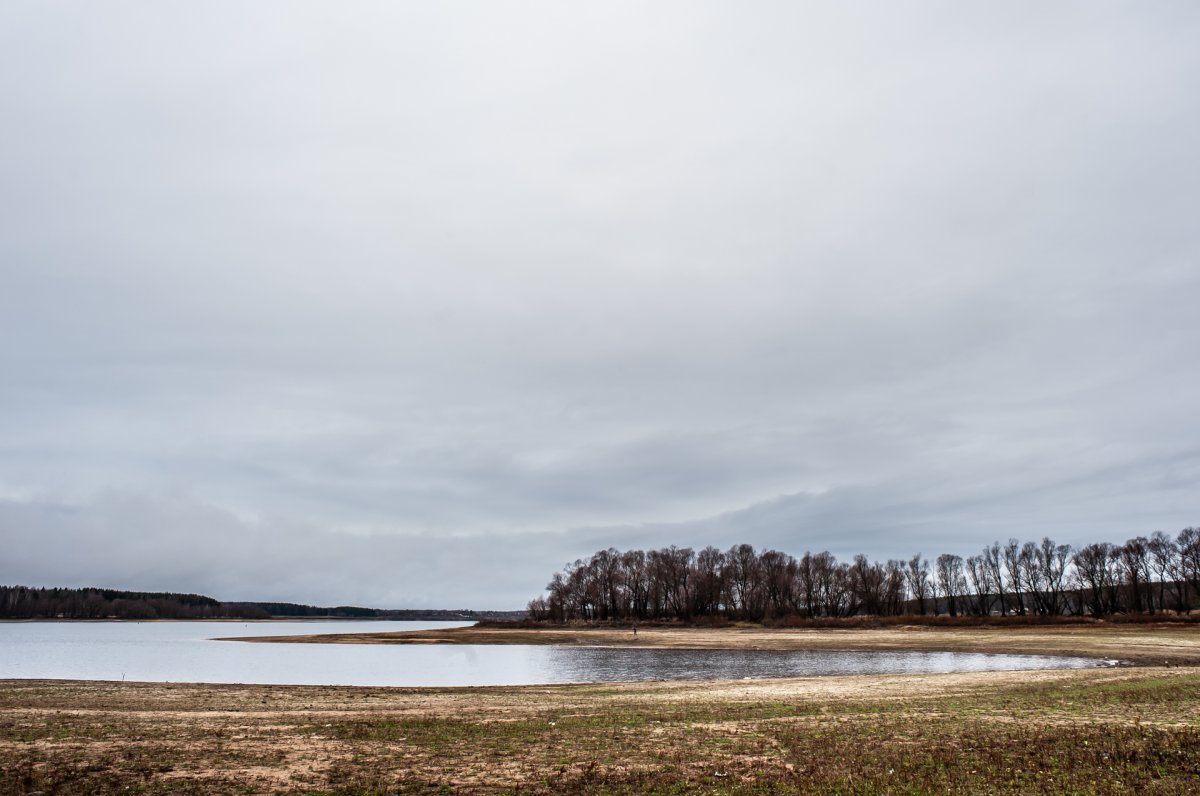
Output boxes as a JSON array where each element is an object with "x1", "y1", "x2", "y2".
[{"x1": 223, "y1": 622, "x2": 1200, "y2": 666}]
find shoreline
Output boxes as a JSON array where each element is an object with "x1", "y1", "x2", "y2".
[{"x1": 218, "y1": 622, "x2": 1200, "y2": 666}]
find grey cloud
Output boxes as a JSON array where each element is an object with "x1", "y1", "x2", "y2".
[
  {"x1": 2, "y1": 2, "x2": 1199, "y2": 606},
  {"x1": 3, "y1": 438, "x2": 1193, "y2": 609}
]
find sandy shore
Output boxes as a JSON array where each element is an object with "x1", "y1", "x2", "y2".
[{"x1": 221, "y1": 622, "x2": 1200, "y2": 666}]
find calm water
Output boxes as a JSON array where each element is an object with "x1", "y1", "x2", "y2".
[{"x1": 0, "y1": 621, "x2": 1102, "y2": 686}]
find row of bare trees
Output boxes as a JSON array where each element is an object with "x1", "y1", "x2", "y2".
[{"x1": 527, "y1": 528, "x2": 1200, "y2": 622}]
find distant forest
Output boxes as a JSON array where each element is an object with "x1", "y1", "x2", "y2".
[
  {"x1": 0, "y1": 587, "x2": 269, "y2": 620},
  {"x1": 527, "y1": 528, "x2": 1200, "y2": 622},
  {"x1": 0, "y1": 587, "x2": 524, "y2": 621},
  {"x1": 246, "y1": 602, "x2": 526, "y2": 621}
]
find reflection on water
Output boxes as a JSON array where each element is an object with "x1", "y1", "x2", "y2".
[
  {"x1": 540, "y1": 646, "x2": 1098, "y2": 681},
  {"x1": 0, "y1": 621, "x2": 1101, "y2": 687}
]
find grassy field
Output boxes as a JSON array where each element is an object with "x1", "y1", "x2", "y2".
[{"x1": 3, "y1": 624, "x2": 1200, "y2": 794}]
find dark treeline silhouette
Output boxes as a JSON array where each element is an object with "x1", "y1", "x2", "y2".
[
  {"x1": 247, "y1": 602, "x2": 526, "y2": 621},
  {"x1": 249, "y1": 602, "x2": 381, "y2": 618},
  {"x1": 0, "y1": 587, "x2": 529, "y2": 621},
  {"x1": 527, "y1": 528, "x2": 1200, "y2": 623},
  {"x1": 0, "y1": 586, "x2": 271, "y2": 620}
]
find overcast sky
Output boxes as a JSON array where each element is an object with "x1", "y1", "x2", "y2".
[{"x1": 2, "y1": 2, "x2": 1198, "y2": 609}]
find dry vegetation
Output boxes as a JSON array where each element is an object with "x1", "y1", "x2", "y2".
[{"x1": 4, "y1": 624, "x2": 1200, "y2": 794}]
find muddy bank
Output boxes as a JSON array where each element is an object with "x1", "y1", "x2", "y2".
[{"x1": 222, "y1": 623, "x2": 1200, "y2": 666}]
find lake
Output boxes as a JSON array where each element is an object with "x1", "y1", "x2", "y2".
[{"x1": 0, "y1": 621, "x2": 1103, "y2": 687}]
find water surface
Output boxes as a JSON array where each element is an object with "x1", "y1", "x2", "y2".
[{"x1": 0, "y1": 621, "x2": 1101, "y2": 687}]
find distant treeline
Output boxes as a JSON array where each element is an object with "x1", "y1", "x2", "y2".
[
  {"x1": 245, "y1": 602, "x2": 526, "y2": 621},
  {"x1": 0, "y1": 587, "x2": 526, "y2": 621},
  {"x1": 0, "y1": 586, "x2": 270, "y2": 620},
  {"x1": 527, "y1": 528, "x2": 1200, "y2": 622}
]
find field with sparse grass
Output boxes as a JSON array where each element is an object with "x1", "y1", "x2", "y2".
[{"x1": 3, "y1": 624, "x2": 1200, "y2": 794}]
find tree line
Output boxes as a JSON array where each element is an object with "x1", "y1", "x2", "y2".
[
  {"x1": 0, "y1": 586, "x2": 530, "y2": 621},
  {"x1": 250, "y1": 601, "x2": 526, "y2": 621},
  {"x1": 0, "y1": 586, "x2": 271, "y2": 620},
  {"x1": 527, "y1": 528, "x2": 1200, "y2": 622}
]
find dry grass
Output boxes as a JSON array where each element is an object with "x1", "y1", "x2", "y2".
[{"x1": 4, "y1": 624, "x2": 1200, "y2": 793}]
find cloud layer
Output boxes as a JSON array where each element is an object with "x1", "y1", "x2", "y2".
[{"x1": 2, "y1": 2, "x2": 1198, "y2": 608}]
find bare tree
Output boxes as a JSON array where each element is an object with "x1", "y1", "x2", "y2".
[
  {"x1": 546, "y1": 571, "x2": 569, "y2": 621},
  {"x1": 1179, "y1": 527, "x2": 1200, "y2": 612},
  {"x1": 693, "y1": 546, "x2": 726, "y2": 617},
  {"x1": 1073, "y1": 542, "x2": 1117, "y2": 617},
  {"x1": 621, "y1": 549, "x2": 649, "y2": 619},
  {"x1": 1147, "y1": 531, "x2": 1181, "y2": 614},
  {"x1": 589, "y1": 548, "x2": 622, "y2": 620},
  {"x1": 936, "y1": 554, "x2": 966, "y2": 617},
  {"x1": 883, "y1": 560, "x2": 907, "y2": 616},
  {"x1": 1037, "y1": 538, "x2": 1073, "y2": 616},
  {"x1": 983, "y1": 542, "x2": 1008, "y2": 615},
  {"x1": 1018, "y1": 542, "x2": 1045, "y2": 614},
  {"x1": 965, "y1": 554, "x2": 993, "y2": 616},
  {"x1": 1003, "y1": 539, "x2": 1026, "y2": 615},
  {"x1": 527, "y1": 596, "x2": 549, "y2": 621},
  {"x1": 906, "y1": 554, "x2": 931, "y2": 616},
  {"x1": 817, "y1": 555, "x2": 852, "y2": 617},
  {"x1": 1118, "y1": 537, "x2": 1152, "y2": 614},
  {"x1": 653, "y1": 546, "x2": 695, "y2": 620},
  {"x1": 850, "y1": 554, "x2": 885, "y2": 616},
  {"x1": 794, "y1": 552, "x2": 819, "y2": 617},
  {"x1": 724, "y1": 544, "x2": 760, "y2": 620},
  {"x1": 759, "y1": 549, "x2": 794, "y2": 618}
]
